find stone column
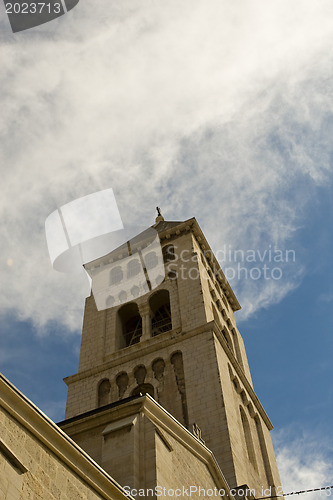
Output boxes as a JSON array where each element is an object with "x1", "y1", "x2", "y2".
[{"x1": 138, "y1": 303, "x2": 152, "y2": 341}]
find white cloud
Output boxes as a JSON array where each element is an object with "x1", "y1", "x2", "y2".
[
  {"x1": 0, "y1": 0, "x2": 333, "y2": 332},
  {"x1": 274, "y1": 429, "x2": 333, "y2": 500}
]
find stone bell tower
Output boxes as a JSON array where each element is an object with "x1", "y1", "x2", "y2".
[{"x1": 61, "y1": 212, "x2": 283, "y2": 497}]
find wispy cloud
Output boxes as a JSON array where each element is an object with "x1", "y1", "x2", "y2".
[
  {"x1": 1, "y1": 0, "x2": 333, "y2": 331},
  {"x1": 274, "y1": 427, "x2": 333, "y2": 500},
  {"x1": 318, "y1": 292, "x2": 333, "y2": 303}
]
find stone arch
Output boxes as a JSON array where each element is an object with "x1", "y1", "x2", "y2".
[
  {"x1": 212, "y1": 303, "x2": 222, "y2": 329},
  {"x1": 133, "y1": 365, "x2": 147, "y2": 385},
  {"x1": 151, "y1": 358, "x2": 166, "y2": 405},
  {"x1": 240, "y1": 405, "x2": 258, "y2": 470},
  {"x1": 221, "y1": 293, "x2": 229, "y2": 311},
  {"x1": 231, "y1": 328, "x2": 244, "y2": 368},
  {"x1": 232, "y1": 377, "x2": 241, "y2": 393},
  {"x1": 116, "y1": 372, "x2": 129, "y2": 399},
  {"x1": 152, "y1": 358, "x2": 165, "y2": 382},
  {"x1": 240, "y1": 390, "x2": 248, "y2": 406},
  {"x1": 97, "y1": 379, "x2": 111, "y2": 407},
  {"x1": 222, "y1": 327, "x2": 234, "y2": 353},
  {"x1": 170, "y1": 351, "x2": 189, "y2": 428},
  {"x1": 254, "y1": 415, "x2": 274, "y2": 485},
  {"x1": 117, "y1": 302, "x2": 142, "y2": 348},
  {"x1": 149, "y1": 289, "x2": 172, "y2": 336},
  {"x1": 247, "y1": 402, "x2": 256, "y2": 418}
]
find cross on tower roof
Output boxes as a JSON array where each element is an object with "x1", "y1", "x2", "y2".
[{"x1": 155, "y1": 207, "x2": 164, "y2": 223}]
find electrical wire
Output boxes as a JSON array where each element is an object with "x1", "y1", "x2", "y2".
[{"x1": 256, "y1": 485, "x2": 333, "y2": 500}]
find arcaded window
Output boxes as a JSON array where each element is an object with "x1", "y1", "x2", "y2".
[
  {"x1": 149, "y1": 289, "x2": 172, "y2": 336},
  {"x1": 240, "y1": 406, "x2": 257, "y2": 470},
  {"x1": 222, "y1": 327, "x2": 234, "y2": 353},
  {"x1": 127, "y1": 258, "x2": 141, "y2": 278},
  {"x1": 152, "y1": 358, "x2": 165, "y2": 381},
  {"x1": 232, "y1": 329, "x2": 244, "y2": 368},
  {"x1": 221, "y1": 294, "x2": 229, "y2": 311},
  {"x1": 110, "y1": 266, "x2": 123, "y2": 285},
  {"x1": 212, "y1": 304, "x2": 222, "y2": 329},
  {"x1": 162, "y1": 244, "x2": 176, "y2": 263},
  {"x1": 170, "y1": 351, "x2": 189, "y2": 428},
  {"x1": 98, "y1": 379, "x2": 111, "y2": 407},
  {"x1": 116, "y1": 372, "x2": 129, "y2": 398},
  {"x1": 134, "y1": 365, "x2": 147, "y2": 385},
  {"x1": 118, "y1": 302, "x2": 142, "y2": 347},
  {"x1": 255, "y1": 416, "x2": 270, "y2": 478}
]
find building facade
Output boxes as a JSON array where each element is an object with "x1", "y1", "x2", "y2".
[{"x1": 61, "y1": 214, "x2": 283, "y2": 498}]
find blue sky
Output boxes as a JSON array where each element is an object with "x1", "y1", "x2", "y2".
[{"x1": 1, "y1": 1, "x2": 333, "y2": 497}]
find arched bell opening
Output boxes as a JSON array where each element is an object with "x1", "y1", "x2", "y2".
[
  {"x1": 149, "y1": 289, "x2": 172, "y2": 337},
  {"x1": 117, "y1": 302, "x2": 142, "y2": 348}
]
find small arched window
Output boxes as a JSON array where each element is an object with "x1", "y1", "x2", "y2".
[
  {"x1": 98, "y1": 379, "x2": 111, "y2": 407},
  {"x1": 240, "y1": 406, "x2": 257, "y2": 470},
  {"x1": 170, "y1": 351, "x2": 189, "y2": 428},
  {"x1": 232, "y1": 329, "x2": 244, "y2": 368},
  {"x1": 152, "y1": 358, "x2": 165, "y2": 381},
  {"x1": 116, "y1": 372, "x2": 129, "y2": 399},
  {"x1": 222, "y1": 294, "x2": 230, "y2": 311},
  {"x1": 110, "y1": 266, "x2": 123, "y2": 285},
  {"x1": 222, "y1": 327, "x2": 233, "y2": 352},
  {"x1": 212, "y1": 304, "x2": 222, "y2": 329},
  {"x1": 134, "y1": 365, "x2": 147, "y2": 385}
]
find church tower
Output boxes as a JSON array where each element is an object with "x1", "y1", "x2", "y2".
[{"x1": 61, "y1": 213, "x2": 283, "y2": 497}]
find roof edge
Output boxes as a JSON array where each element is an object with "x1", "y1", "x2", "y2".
[{"x1": 0, "y1": 373, "x2": 132, "y2": 500}]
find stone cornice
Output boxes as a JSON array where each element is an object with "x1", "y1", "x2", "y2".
[
  {"x1": 64, "y1": 321, "x2": 219, "y2": 385},
  {"x1": 64, "y1": 327, "x2": 183, "y2": 385},
  {"x1": 64, "y1": 320, "x2": 272, "y2": 430}
]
